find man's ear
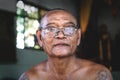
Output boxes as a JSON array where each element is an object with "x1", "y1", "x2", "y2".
[
  {"x1": 77, "y1": 28, "x2": 81, "y2": 46},
  {"x1": 36, "y1": 29, "x2": 43, "y2": 47}
]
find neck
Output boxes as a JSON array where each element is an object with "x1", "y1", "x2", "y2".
[{"x1": 46, "y1": 55, "x2": 78, "y2": 75}]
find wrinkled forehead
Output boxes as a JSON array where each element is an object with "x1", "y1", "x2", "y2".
[{"x1": 40, "y1": 10, "x2": 77, "y2": 28}]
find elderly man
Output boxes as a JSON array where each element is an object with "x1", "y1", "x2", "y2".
[{"x1": 19, "y1": 9, "x2": 113, "y2": 80}]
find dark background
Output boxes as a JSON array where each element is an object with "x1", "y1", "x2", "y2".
[{"x1": 0, "y1": 10, "x2": 16, "y2": 64}]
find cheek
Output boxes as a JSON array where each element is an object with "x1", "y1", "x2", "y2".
[
  {"x1": 70, "y1": 37, "x2": 78, "y2": 51},
  {"x1": 42, "y1": 38, "x2": 53, "y2": 51}
]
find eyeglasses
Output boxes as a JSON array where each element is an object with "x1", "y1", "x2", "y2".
[{"x1": 41, "y1": 26, "x2": 78, "y2": 38}]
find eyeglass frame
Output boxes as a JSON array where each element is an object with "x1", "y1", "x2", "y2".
[{"x1": 39, "y1": 26, "x2": 79, "y2": 38}]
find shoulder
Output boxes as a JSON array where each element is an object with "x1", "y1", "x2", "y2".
[
  {"x1": 79, "y1": 59, "x2": 113, "y2": 80},
  {"x1": 92, "y1": 66, "x2": 113, "y2": 80},
  {"x1": 29, "y1": 61, "x2": 47, "y2": 75},
  {"x1": 19, "y1": 61, "x2": 47, "y2": 80},
  {"x1": 18, "y1": 72, "x2": 29, "y2": 80}
]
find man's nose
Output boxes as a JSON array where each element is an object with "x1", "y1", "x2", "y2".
[{"x1": 55, "y1": 31, "x2": 66, "y2": 38}]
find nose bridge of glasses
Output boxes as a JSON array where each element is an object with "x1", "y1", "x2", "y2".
[
  {"x1": 54, "y1": 28, "x2": 66, "y2": 37},
  {"x1": 57, "y1": 28, "x2": 65, "y2": 33}
]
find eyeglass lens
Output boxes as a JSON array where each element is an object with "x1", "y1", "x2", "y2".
[{"x1": 42, "y1": 27, "x2": 77, "y2": 38}]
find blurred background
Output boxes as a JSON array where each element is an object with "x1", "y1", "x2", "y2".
[{"x1": 0, "y1": 0, "x2": 120, "y2": 80}]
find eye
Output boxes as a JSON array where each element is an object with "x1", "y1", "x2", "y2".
[
  {"x1": 64, "y1": 27, "x2": 75, "y2": 35},
  {"x1": 65, "y1": 27, "x2": 74, "y2": 31},
  {"x1": 47, "y1": 27, "x2": 57, "y2": 32}
]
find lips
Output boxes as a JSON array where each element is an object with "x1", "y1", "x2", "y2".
[{"x1": 53, "y1": 43, "x2": 70, "y2": 47}]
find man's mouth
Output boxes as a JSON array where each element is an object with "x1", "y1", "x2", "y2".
[{"x1": 53, "y1": 43, "x2": 70, "y2": 47}]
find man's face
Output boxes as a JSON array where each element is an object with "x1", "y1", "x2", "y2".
[{"x1": 37, "y1": 10, "x2": 81, "y2": 58}]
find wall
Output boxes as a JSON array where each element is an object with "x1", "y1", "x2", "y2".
[{"x1": 0, "y1": 0, "x2": 16, "y2": 13}]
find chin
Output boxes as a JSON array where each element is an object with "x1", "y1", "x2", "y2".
[
  {"x1": 50, "y1": 53, "x2": 73, "y2": 58},
  {"x1": 50, "y1": 50, "x2": 73, "y2": 58},
  {"x1": 49, "y1": 46, "x2": 74, "y2": 58}
]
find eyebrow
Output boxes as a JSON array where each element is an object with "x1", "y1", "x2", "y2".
[
  {"x1": 46, "y1": 23, "x2": 55, "y2": 26},
  {"x1": 65, "y1": 22, "x2": 76, "y2": 25}
]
